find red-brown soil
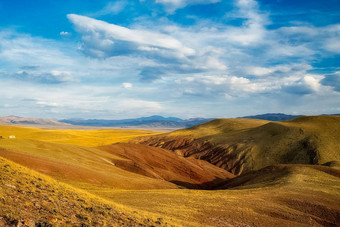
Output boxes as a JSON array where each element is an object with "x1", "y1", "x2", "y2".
[{"x1": 98, "y1": 143, "x2": 235, "y2": 189}]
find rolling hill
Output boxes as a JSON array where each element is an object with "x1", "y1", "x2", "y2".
[
  {"x1": 0, "y1": 157, "x2": 175, "y2": 226},
  {"x1": 1, "y1": 117, "x2": 340, "y2": 226},
  {"x1": 137, "y1": 116, "x2": 340, "y2": 175},
  {"x1": 103, "y1": 163, "x2": 340, "y2": 227},
  {"x1": 0, "y1": 125, "x2": 233, "y2": 190}
]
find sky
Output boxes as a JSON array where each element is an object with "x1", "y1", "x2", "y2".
[{"x1": 0, "y1": 0, "x2": 340, "y2": 119}]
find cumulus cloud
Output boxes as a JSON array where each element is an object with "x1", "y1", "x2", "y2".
[
  {"x1": 282, "y1": 75, "x2": 322, "y2": 95},
  {"x1": 321, "y1": 72, "x2": 340, "y2": 92}
]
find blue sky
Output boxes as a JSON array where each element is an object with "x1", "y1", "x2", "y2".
[{"x1": 0, "y1": 0, "x2": 340, "y2": 119}]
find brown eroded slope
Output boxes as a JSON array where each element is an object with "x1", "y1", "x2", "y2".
[
  {"x1": 98, "y1": 143, "x2": 234, "y2": 189},
  {"x1": 0, "y1": 139, "x2": 178, "y2": 190},
  {"x1": 136, "y1": 116, "x2": 340, "y2": 175}
]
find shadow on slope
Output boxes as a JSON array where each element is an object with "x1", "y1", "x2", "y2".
[
  {"x1": 98, "y1": 143, "x2": 234, "y2": 189},
  {"x1": 103, "y1": 163, "x2": 340, "y2": 227},
  {"x1": 136, "y1": 116, "x2": 340, "y2": 175}
]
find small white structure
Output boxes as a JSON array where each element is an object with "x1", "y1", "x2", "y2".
[{"x1": 9, "y1": 135, "x2": 16, "y2": 139}]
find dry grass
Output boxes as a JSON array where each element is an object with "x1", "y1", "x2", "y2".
[
  {"x1": 0, "y1": 139, "x2": 178, "y2": 190},
  {"x1": 0, "y1": 157, "x2": 178, "y2": 226},
  {"x1": 0, "y1": 124, "x2": 162, "y2": 147},
  {"x1": 1, "y1": 119, "x2": 340, "y2": 226},
  {"x1": 138, "y1": 116, "x2": 340, "y2": 175},
  {"x1": 87, "y1": 164, "x2": 340, "y2": 227}
]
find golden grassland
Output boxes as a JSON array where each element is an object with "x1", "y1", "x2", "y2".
[
  {"x1": 0, "y1": 157, "x2": 180, "y2": 226},
  {"x1": 0, "y1": 118, "x2": 340, "y2": 226},
  {"x1": 68, "y1": 164, "x2": 340, "y2": 227},
  {"x1": 0, "y1": 138, "x2": 178, "y2": 190},
  {"x1": 0, "y1": 125, "x2": 162, "y2": 147}
]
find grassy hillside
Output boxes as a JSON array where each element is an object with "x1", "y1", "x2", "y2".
[
  {"x1": 85, "y1": 164, "x2": 340, "y2": 227},
  {"x1": 0, "y1": 125, "x2": 161, "y2": 147},
  {"x1": 0, "y1": 157, "x2": 175, "y2": 226},
  {"x1": 0, "y1": 138, "x2": 178, "y2": 190},
  {"x1": 137, "y1": 116, "x2": 340, "y2": 175},
  {"x1": 0, "y1": 125, "x2": 234, "y2": 190},
  {"x1": 1, "y1": 121, "x2": 340, "y2": 226}
]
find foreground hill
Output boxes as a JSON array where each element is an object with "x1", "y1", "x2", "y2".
[
  {"x1": 0, "y1": 157, "x2": 170, "y2": 226},
  {"x1": 0, "y1": 138, "x2": 178, "y2": 190},
  {"x1": 97, "y1": 163, "x2": 340, "y2": 227},
  {"x1": 0, "y1": 125, "x2": 233, "y2": 189},
  {"x1": 137, "y1": 116, "x2": 340, "y2": 175}
]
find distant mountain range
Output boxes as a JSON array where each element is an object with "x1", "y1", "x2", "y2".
[
  {"x1": 60, "y1": 115, "x2": 213, "y2": 128},
  {"x1": 238, "y1": 113, "x2": 303, "y2": 121},
  {"x1": 0, "y1": 115, "x2": 70, "y2": 127},
  {"x1": 2, "y1": 113, "x2": 339, "y2": 128},
  {"x1": 61, "y1": 113, "x2": 306, "y2": 128}
]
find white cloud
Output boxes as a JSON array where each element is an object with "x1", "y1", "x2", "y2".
[
  {"x1": 67, "y1": 14, "x2": 195, "y2": 57},
  {"x1": 1, "y1": 0, "x2": 340, "y2": 119},
  {"x1": 155, "y1": 0, "x2": 221, "y2": 13},
  {"x1": 0, "y1": 31, "x2": 74, "y2": 69},
  {"x1": 245, "y1": 67, "x2": 274, "y2": 76},
  {"x1": 324, "y1": 38, "x2": 340, "y2": 54},
  {"x1": 303, "y1": 75, "x2": 321, "y2": 92},
  {"x1": 122, "y1": 82, "x2": 133, "y2": 88},
  {"x1": 60, "y1": 31, "x2": 71, "y2": 36},
  {"x1": 282, "y1": 74, "x2": 323, "y2": 95},
  {"x1": 91, "y1": 1, "x2": 127, "y2": 16}
]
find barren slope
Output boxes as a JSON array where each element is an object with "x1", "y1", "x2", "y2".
[{"x1": 99, "y1": 143, "x2": 234, "y2": 189}]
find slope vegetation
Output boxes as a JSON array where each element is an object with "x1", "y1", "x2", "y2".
[
  {"x1": 0, "y1": 138, "x2": 178, "y2": 190},
  {"x1": 0, "y1": 157, "x2": 173, "y2": 226},
  {"x1": 0, "y1": 121, "x2": 339, "y2": 226},
  {"x1": 0, "y1": 125, "x2": 233, "y2": 189},
  {"x1": 0, "y1": 124, "x2": 161, "y2": 147},
  {"x1": 137, "y1": 116, "x2": 340, "y2": 175},
  {"x1": 95, "y1": 164, "x2": 340, "y2": 227}
]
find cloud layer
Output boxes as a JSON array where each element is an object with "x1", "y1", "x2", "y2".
[{"x1": 0, "y1": 0, "x2": 339, "y2": 119}]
